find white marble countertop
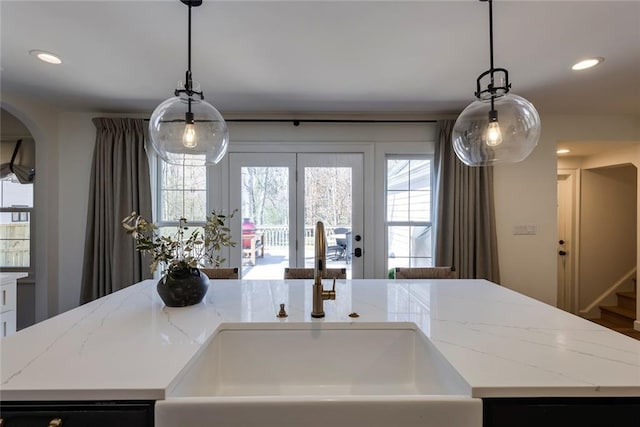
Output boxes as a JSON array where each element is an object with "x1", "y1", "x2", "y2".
[{"x1": 1, "y1": 279, "x2": 639, "y2": 401}]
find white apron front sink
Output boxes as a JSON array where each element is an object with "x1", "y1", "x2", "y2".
[{"x1": 156, "y1": 323, "x2": 481, "y2": 427}]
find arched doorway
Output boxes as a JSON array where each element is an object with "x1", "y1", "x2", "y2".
[{"x1": 1, "y1": 107, "x2": 37, "y2": 329}]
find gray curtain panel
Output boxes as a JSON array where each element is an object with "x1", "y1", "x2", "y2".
[
  {"x1": 434, "y1": 120, "x2": 500, "y2": 282},
  {"x1": 80, "y1": 118, "x2": 153, "y2": 303}
]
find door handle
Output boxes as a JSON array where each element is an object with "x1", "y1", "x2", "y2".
[
  {"x1": 558, "y1": 250, "x2": 567, "y2": 256},
  {"x1": 353, "y1": 248, "x2": 362, "y2": 258}
]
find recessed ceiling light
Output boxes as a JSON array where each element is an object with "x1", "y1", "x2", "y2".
[
  {"x1": 29, "y1": 50, "x2": 62, "y2": 65},
  {"x1": 557, "y1": 149, "x2": 571, "y2": 154},
  {"x1": 572, "y1": 57, "x2": 603, "y2": 71}
]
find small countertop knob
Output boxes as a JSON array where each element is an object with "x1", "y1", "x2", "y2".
[{"x1": 277, "y1": 303, "x2": 288, "y2": 318}]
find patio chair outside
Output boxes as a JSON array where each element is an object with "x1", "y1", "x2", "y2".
[
  {"x1": 394, "y1": 267, "x2": 457, "y2": 279},
  {"x1": 201, "y1": 267, "x2": 239, "y2": 279},
  {"x1": 284, "y1": 267, "x2": 347, "y2": 279}
]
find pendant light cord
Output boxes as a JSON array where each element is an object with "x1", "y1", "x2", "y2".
[
  {"x1": 187, "y1": 2, "x2": 192, "y2": 78},
  {"x1": 487, "y1": 0, "x2": 496, "y2": 112},
  {"x1": 179, "y1": 1, "x2": 205, "y2": 101},
  {"x1": 185, "y1": 2, "x2": 194, "y2": 114},
  {"x1": 185, "y1": 2, "x2": 193, "y2": 93},
  {"x1": 488, "y1": 0, "x2": 494, "y2": 73}
]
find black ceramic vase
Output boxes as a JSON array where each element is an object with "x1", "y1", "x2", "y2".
[{"x1": 156, "y1": 267, "x2": 209, "y2": 307}]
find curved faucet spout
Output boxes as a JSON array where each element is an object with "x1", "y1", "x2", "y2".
[
  {"x1": 314, "y1": 221, "x2": 326, "y2": 286},
  {"x1": 311, "y1": 221, "x2": 335, "y2": 318}
]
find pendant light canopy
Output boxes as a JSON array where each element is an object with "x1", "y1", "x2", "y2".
[
  {"x1": 452, "y1": 0, "x2": 541, "y2": 167},
  {"x1": 149, "y1": 0, "x2": 229, "y2": 166}
]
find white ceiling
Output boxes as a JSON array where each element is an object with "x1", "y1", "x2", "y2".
[
  {"x1": 557, "y1": 141, "x2": 639, "y2": 158},
  {"x1": 1, "y1": 0, "x2": 639, "y2": 116}
]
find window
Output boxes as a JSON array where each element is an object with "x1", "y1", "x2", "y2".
[
  {"x1": 157, "y1": 155, "x2": 207, "y2": 225},
  {"x1": 156, "y1": 156, "x2": 208, "y2": 261},
  {"x1": 385, "y1": 156, "x2": 433, "y2": 269},
  {"x1": 0, "y1": 178, "x2": 33, "y2": 269}
]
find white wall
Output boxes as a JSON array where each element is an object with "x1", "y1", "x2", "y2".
[
  {"x1": 580, "y1": 166, "x2": 636, "y2": 309},
  {"x1": 493, "y1": 128, "x2": 557, "y2": 303},
  {"x1": 57, "y1": 113, "x2": 97, "y2": 312}
]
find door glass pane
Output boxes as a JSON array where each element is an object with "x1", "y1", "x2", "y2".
[
  {"x1": 304, "y1": 166, "x2": 352, "y2": 276},
  {"x1": 240, "y1": 166, "x2": 289, "y2": 279}
]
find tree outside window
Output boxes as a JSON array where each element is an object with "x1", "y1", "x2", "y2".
[
  {"x1": 158, "y1": 155, "x2": 207, "y2": 224},
  {"x1": 156, "y1": 155, "x2": 208, "y2": 255}
]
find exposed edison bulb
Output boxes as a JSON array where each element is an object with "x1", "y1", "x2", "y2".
[
  {"x1": 486, "y1": 121, "x2": 503, "y2": 146},
  {"x1": 182, "y1": 123, "x2": 197, "y2": 148},
  {"x1": 182, "y1": 111, "x2": 197, "y2": 148},
  {"x1": 485, "y1": 109, "x2": 503, "y2": 147}
]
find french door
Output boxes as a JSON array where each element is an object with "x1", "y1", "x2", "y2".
[{"x1": 229, "y1": 152, "x2": 364, "y2": 279}]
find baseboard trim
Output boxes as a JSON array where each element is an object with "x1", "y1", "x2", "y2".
[{"x1": 634, "y1": 320, "x2": 640, "y2": 332}]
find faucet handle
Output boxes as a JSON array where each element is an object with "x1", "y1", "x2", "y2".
[{"x1": 323, "y1": 278, "x2": 336, "y2": 301}]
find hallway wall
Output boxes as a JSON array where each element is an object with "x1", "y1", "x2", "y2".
[{"x1": 579, "y1": 165, "x2": 637, "y2": 312}]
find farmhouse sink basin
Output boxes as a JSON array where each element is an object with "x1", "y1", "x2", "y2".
[{"x1": 156, "y1": 323, "x2": 481, "y2": 427}]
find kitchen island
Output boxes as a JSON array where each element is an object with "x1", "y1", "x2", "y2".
[{"x1": 1, "y1": 279, "x2": 639, "y2": 426}]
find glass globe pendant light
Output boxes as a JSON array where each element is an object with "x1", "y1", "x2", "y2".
[
  {"x1": 452, "y1": 0, "x2": 541, "y2": 167},
  {"x1": 149, "y1": 0, "x2": 229, "y2": 166}
]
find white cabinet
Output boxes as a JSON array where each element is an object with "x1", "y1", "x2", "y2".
[{"x1": 0, "y1": 273, "x2": 27, "y2": 337}]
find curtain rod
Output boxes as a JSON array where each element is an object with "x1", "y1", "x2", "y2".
[
  {"x1": 142, "y1": 118, "x2": 437, "y2": 125},
  {"x1": 228, "y1": 119, "x2": 437, "y2": 125}
]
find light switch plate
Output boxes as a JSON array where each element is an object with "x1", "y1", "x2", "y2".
[{"x1": 513, "y1": 225, "x2": 537, "y2": 235}]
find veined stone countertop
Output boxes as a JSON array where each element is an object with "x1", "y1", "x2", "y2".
[{"x1": 1, "y1": 279, "x2": 639, "y2": 401}]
